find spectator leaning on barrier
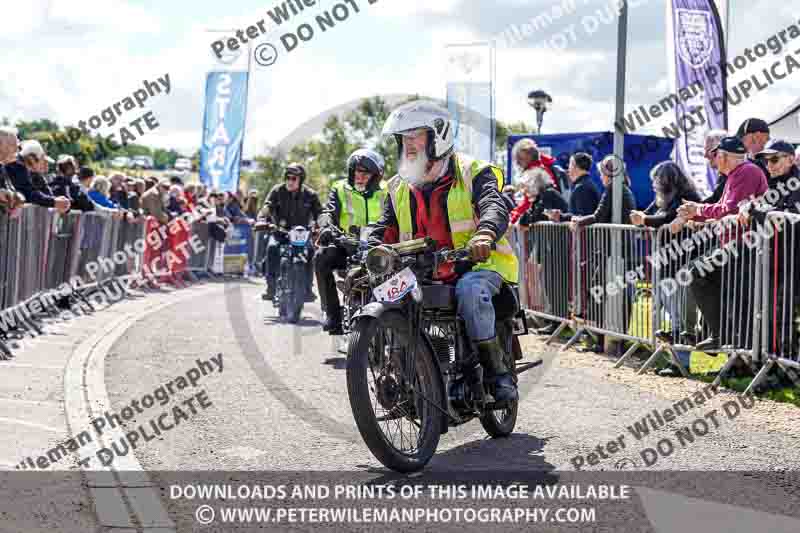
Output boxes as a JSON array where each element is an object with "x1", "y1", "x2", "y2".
[
  {"x1": 563, "y1": 155, "x2": 636, "y2": 351},
  {"x1": 741, "y1": 139, "x2": 800, "y2": 360},
  {"x1": 183, "y1": 183, "x2": 198, "y2": 211},
  {"x1": 50, "y1": 155, "x2": 77, "y2": 198},
  {"x1": 0, "y1": 127, "x2": 25, "y2": 212},
  {"x1": 128, "y1": 178, "x2": 145, "y2": 215},
  {"x1": 89, "y1": 176, "x2": 121, "y2": 209},
  {"x1": 19, "y1": 140, "x2": 71, "y2": 213},
  {"x1": 141, "y1": 178, "x2": 170, "y2": 224},
  {"x1": 166, "y1": 184, "x2": 188, "y2": 218},
  {"x1": 224, "y1": 191, "x2": 252, "y2": 224},
  {"x1": 630, "y1": 161, "x2": 702, "y2": 229},
  {"x1": 3, "y1": 134, "x2": 70, "y2": 213},
  {"x1": 564, "y1": 155, "x2": 635, "y2": 227},
  {"x1": 244, "y1": 189, "x2": 259, "y2": 219},
  {"x1": 702, "y1": 129, "x2": 729, "y2": 204},
  {"x1": 737, "y1": 117, "x2": 771, "y2": 181},
  {"x1": 69, "y1": 166, "x2": 99, "y2": 212},
  {"x1": 677, "y1": 136, "x2": 768, "y2": 352},
  {"x1": 20, "y1": 141, "x2": 54, "y2": 194},
  {"x1": 630, "y1": 161, "x2": 701, "y2": 374},
  {"x1": 544, "y1": 152, "x2": 601, "y2": 223},
  {"x1": 109, "y1": 174, "x2": 129, "y2": 209},
  {"x1": 512, "y1": 167, "x2": 568, "y2": 225}
]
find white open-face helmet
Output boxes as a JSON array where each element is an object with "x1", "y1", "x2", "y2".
[{"x1": 381, "y1": 100, "x2": 455, "y2": 161}]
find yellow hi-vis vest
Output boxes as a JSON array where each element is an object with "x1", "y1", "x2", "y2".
[
  {"x1": 386, "y1": 153, "x2": 519, "y2": 283},
  {"x1": 333, "y1": 180, "x2": 387, "y2": 229}
]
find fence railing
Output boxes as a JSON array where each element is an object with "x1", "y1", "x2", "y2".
[
  {"x1": 515, "y1": 215, "x2": 798, "y2": 392},
  {"x1": 0, "y1": 205, "x2": 227, "y2": 356},
  {"x1": 752, "y1": 211, "x2": 800, "y2": 389},
  {"x1": 514, "y1": 222, "x2": 576, "y2": 342}
]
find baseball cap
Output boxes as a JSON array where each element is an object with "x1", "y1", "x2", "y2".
[
  {"x1": 78, "y1": 166, "x2": 95, "y2": 180},
  {"x1": 756, "y1": 139, "x2": 795, "y2": 158},
  {"x1": 57, "y1": 154, "x2": 76, "y2": 166},
  {"x1": 19, "y1": 140, "x2": 45, "y2": 158},
  {"x1": 714, "y1": 136, "x2": 747, "y2": 155},
  {"x1": 736, "y1": 118, "x2": 770, "y2": 138}
]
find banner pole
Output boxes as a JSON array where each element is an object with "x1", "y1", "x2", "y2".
[{"x1": 612, "y1": 0, "x2": 628, "y2": 225}]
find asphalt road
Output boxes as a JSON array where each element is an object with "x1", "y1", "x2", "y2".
[
  {"x1": 3, "y1": 280, "x2": 800, "y2": 532},
  {"x1": 103, "y1": 281, "x2": 800, "y2": 473}
]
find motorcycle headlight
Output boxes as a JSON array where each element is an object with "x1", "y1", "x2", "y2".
[{"x1": 365, "y1": 246, "x2": 396, "y2": 276}]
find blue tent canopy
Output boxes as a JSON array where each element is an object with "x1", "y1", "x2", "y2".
[{"x1": 507, "y1": 132, "x2": 675, "y2": 209}]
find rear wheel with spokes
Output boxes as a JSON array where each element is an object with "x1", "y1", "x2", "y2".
[{"x1": 346, "y1": 313, "x2": 443, "y2": 472}]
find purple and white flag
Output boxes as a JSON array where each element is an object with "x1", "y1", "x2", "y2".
[{"x1": 666, "y1": 0, "x2": 728, "y2": 198}]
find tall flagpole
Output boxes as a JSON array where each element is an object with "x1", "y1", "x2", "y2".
[
  {"x1": 611, "y1": 1, "x2": 628, "y2": 225},
  {"x1": 607, "y1": 0, "x2": 629, "y2": 351}
]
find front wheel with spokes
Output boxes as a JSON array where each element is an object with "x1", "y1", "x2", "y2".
[{"x1": 346, "y1": 313, "x2": 443, "y2": 473}]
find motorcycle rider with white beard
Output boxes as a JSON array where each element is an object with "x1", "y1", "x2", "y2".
[{"x1": 367, "y1": 101, "x2": 520, "y2": 404}]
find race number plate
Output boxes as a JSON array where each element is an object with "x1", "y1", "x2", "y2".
[{"x1": 373, "y1": 268, "x2": 417, "y2": 303}]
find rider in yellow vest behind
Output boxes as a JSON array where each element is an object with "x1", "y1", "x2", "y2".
[
  {"x1": 367, "y1": 101, "x2": 520, "y2": 404},
  {"x1": 316, "y1": 148, "x2": 387, "y2": 334}
]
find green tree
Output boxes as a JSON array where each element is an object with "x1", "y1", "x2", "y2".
[
  {"x1": 495, "y1": 120, "x2": 534, "y2": 154},
  {"x1": 153, "y1": 148, "x2": 180, "y2": 170},
  {"x1": 15, "y1": 119, "x2": 60, "y2": 139}
]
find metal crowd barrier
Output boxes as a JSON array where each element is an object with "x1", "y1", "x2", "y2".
[
  {"x1": 516, "y1": 222, "x2": 577, "y2": 343},
  {"x1": 638, "y1": 217, "x2": 765, "y2": 385},
  {"x1": 514, "y1": 213, "x2": 797, "y2": 388},
  {"x1": 640, "y1": 221, "x2": 721, "y2": 376},
  {"x1": 752, "y1": 211, "x2": 800, "y2": 392},
  {"x1": 187, "y1": 220, "x2": 211, "y2": 277},
  {"x1": 570, "y1": 224, "x2": 656, "y2": 363},
  {"x1": 0, "y1": 205, "x2": 223, "y2": 351}
]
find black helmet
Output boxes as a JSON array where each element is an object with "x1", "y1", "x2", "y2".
[
  {"x1": 285, "y1": 162, "x2": 306, "y2": 184},
  {"x1": 346, "y1": 148, "x2": 385, "y2": 185}
]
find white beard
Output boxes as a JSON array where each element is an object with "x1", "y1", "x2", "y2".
[
  {"x1": 398, "y1": 150, "x2": 431, "y2": 186},
  {"x1": 354, "y1": 182, "x2": 367, "y2": 192}
]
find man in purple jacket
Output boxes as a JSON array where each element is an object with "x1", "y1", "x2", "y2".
[{"x1": 677, "y1": 136, "x2": 768, "y2": 351}]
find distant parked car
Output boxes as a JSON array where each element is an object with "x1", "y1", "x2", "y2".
[
  {"x1": 174, "y1": 158, "x2": 192, "y2": 171},
  {"x1": 110, "y1": 156, "x2": 131, "y2": 169},
  {"x1": 131, "y1": 156, "x2": 154, "y2": 169}
]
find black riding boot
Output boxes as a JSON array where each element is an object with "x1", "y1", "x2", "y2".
[{"x1": 476, "y1": 337, "x2": 518, "y2": 405}]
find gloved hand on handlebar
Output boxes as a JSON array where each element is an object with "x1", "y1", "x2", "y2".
[{"x1": 466, "y1": 229, "x2": 496, "y2": 262}]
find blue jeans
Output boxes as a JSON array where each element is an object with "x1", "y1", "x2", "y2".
[{"x1": 456, "y1": 270, "x2": 504, "y2": 342}]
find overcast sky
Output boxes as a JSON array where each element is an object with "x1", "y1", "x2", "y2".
[{"x1": 1, "y1": 0, "x2": 798, "y2": 157}]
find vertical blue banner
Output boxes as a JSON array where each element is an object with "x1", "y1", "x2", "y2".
[
  {"x1": 666, "y1": 0, "x2": 727, "y2": 199},
  {"x1": 200, "y1": 71, "x2": 249, "y2": 192}
]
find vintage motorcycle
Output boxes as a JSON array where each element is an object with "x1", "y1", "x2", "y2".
[
  {"x1": 345, "y1": 237, "x2": 541, "y2": 472},
  {"x1": 257, "y1": 223, "x2": 313, "y2": 324}
]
